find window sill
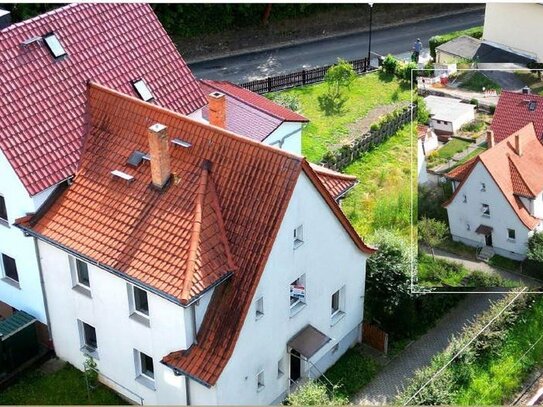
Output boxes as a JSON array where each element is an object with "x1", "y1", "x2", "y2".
[
  {"x1": 73, "y1": 284, "x2": 92, "y2": 298},
  {"x1": 255, "y1": 312, "x2": 264, "y2": 321},
  {"x1": 507, "y1": 238, "x2": 516, "y2": 243},
  {"x1": 81, "y1": 346, "x2": 99, "y2": 360},
  {"x1": 330, "y1": 311, "x2": 346, "y2": 326},
  {"x1": 257, "y1": 385, "x2": 265, "y2": 393},
  {"x1": 293, "y1": 240, "x2": 304, "y2": 250},
  {"x1": 0, "y1": 218, "x2": 9, "y2": 228},
  {"x1": 130, "y1": 312, "x2": 150, "y2": 328},
  {"x1": 482, "y1": 214, "x2": 490, "y2": 218},
  {"x1": 136, "y1": 374, "x2": 156, "y2": 391},
  {"x1": 289, "y1": 302, "x2": 306, "y2": 318},
  {"x1": 2, "y1": 277, "x2": 20, "y2": 290}
]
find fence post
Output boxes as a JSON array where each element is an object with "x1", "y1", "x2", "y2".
[
  {"x1": 267, "y1": 77, "x2": 272, "y2": 93},
  {"x1": 302, "y1": 69, "x2": 306, "y2": 85}
]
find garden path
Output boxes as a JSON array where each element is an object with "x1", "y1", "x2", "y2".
[{"x1": 354, "y1": 291, "x2": 504, "y2": 405}]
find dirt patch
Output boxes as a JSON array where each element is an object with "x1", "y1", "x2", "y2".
[
  {"x1": 179, "y1": 4, "x2": 483, "y2": 62},
  {"x1": 338, "y1": 101, "x2": 410, "y2": 146}
]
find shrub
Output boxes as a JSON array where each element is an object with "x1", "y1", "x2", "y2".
[
  {"x1": 527, "y1": 232, "x2": 543, "y2": 263},
  {"x1": 324, "y1": 58, "x2": 357, "y2": 99},
  {"x1": 382, "y1": 54, "x2": 398, "y2": 75},
  {"x1": 418, "y1": 184, "x2": 449, "y2": 221},
  {"x1": 428, "y1": 26, "x2": 483, "y2": 60},
  {"x1": 418, "y1": 217, "x2": 449, "y2": 258},
  {"x1": 286, "y1": 380, "x2": 348, "y2": 405},
  {"x1": 415, "y1": 97, "x2": 430, "y2": 124},
  {"x1": 270, "y1": 94, "x2": 301, "y2": 112},
  {"x1": 463, "y1": 270, "x2": 519, "y2": 288}
]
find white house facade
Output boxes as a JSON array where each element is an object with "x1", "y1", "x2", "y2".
[
  {"x1": 424, "y1": 95, "x2": 476, "y2": 137},
  {"x1": 444, "y1": 126, "x2": 543, "y2": 260}
]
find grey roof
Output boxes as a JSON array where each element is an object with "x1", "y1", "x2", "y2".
[
  {"x1": 436, "y1": 35, "x2": 534, "y2": 64},
  {"x1": 0, "y1": 311, "x2": 36, "y2": 339}
]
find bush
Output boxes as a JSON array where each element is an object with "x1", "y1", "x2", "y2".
[
  {"x1": 269, "y1": 94, "x2": 301, "y2": 112},
  {"x1": 428, "y1": 26, "x2": 483, "y2": 60},
  {"x1": 463, "y1": 270, "x2": 519, "y2": 288},
  {"x1": 382, "y1": 54, "x2": 398, "y2": 75},
  {"x1": 286, "y1": 380, "x2": 348, "y2": 405},
  {"x1": 527, "y1": 231, "x2": 543, "y2": 263},
  {"x1": 415, "y1": 97, "x2": 430, "y2": 124},
  {"x1": 418, "y1": 184, "x2": 449, "y2": 221}
]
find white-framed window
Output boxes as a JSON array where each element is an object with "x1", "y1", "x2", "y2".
[
  {"x1": 128, "y1": 284, "x2": 150, "y2": 325},
  {"x1": 255, "y1": 296, "x2": 264, "y2": 320},
  {"x1": 462, "y1": 194, "x2": 467, "y2": 203},
  {"x1": 0, "y1": 195, "x2": 8, "y2": 224},
  {"x1": 290, "y1": 275, "x2": 306, "y2": 316},
  {"x1": 293, "y1": 225, "x2": 304, "y2": 249},
  {"x1": 481, "y1": 204, "x2": 490, "y2": 217},
  {"x1": 134, "y1": 349, "x2": 156, "y2": 390},
  {"x1": 507, "y1": 228, "x2": 516, "y2": 241},
  {"x1": 78, "y1": 320, "x2": 98, "y2": 357},
  {"x1": 69, "y1": 256, "x2": 90, "y2": 295},
  {"x1": 331, "y1": 286, "x2": 346, "y2": 325},
  {"x1": 466, "y1": 223, "x2": 471, "y2": 231},
  {"x1": 133, "y1": 79, "x2": 154, "y2": 102},
  {"x1": 1, "y1": 253, "x2": 19, "y2": 286},
  {"x1": 277, "y1": 357, "x2": 285, "y2": 378},
  {"x1": 43, "y1": 33, "x2": 67, "y2": 59},
  {"x1": 257, "y1": 370, "x2": 265, "y2": 392},
  {"x1": 481, "y1": 182, "x2": 486, "y2": 192}
]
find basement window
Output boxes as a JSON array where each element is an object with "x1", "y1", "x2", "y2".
[
  {"x1": 133, "y1": 79, "x2": 154, "y2": 102},
  {"x1": 43, "y1": 33, "x2": 67, "y2": 59}
]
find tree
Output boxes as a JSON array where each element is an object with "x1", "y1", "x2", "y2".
[
  {"x1": 286, "y1": 380, "x2": 348, "y2": 406},
  {"x1": 527, "y1": 232, "x2": 543, "y2": 263},
  {"x1": 418, "y1": 217, "x2": 448, "y2": 259},
  {"x1": 323, "y1": 59, "x2": 356, "y2": 100},
  {"x1": 365, "y1": 231, "x2": 413, "y2": 319}
]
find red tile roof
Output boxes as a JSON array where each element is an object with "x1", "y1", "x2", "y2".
[
  {"x1": 310, "y1": 163, "x2": 358, "y2": 200},
  {"x1": 0, "y1": 3, "x2": 206, "y2": 196},
  {"x1": 201, "y1": 80, "x2": 309, "y2": 123},
  {"x1": 200, "y1": 81, "x2": 282, "y2": 142},
  {"x1": 490, "y1": 90, "x2": 543, "y2": 143},
  {"x1": 444, "y1": 123, "x2": 542, "y2": 229},
  {"x1": 25, "y1": 83, "x2": 374, "y2": 386}
]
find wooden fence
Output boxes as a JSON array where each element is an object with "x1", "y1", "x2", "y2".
[
  {"x1": 320, "y1": 103, "x2": 417, "y2": 171},
  {"x1": 362, "y1": 322, "x2": 389, "y2": 354},
  {"x1": 239, "y1": 57, "x2": 371, "y2": 94}
]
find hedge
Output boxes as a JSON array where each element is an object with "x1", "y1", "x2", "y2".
[{"x1": 428, "y1": 26, "x2": 484, "y2": 60}]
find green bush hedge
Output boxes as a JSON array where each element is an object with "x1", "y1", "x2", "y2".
[{"x1": 428, "y1": 26, "x2": 483, "y2": 60}]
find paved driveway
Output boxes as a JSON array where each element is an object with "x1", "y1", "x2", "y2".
[{"x1": 354, "y1": 292, "x2": 504, "y2": 405}]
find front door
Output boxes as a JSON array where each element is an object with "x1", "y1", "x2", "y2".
[
  {"x1": 290, "y1": 350, "x2": 301, "y2": 382},
  {"x1": 485, "y1": 233, "x2": 493, "y2": 247}
]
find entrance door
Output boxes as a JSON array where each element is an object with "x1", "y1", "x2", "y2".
[
  {"x1": 485, "y1": 233, "x2": 493, "y2": 247},
  {"x1": 290, "y1": 350, "x2": 301, "y2": 382}
]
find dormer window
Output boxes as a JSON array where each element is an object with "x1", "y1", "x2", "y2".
[
  {"x1": 133, "y1": 79, "x2": 154, "y2": 102},
  {"x1": 43, "y1": 33, "x2": 67, "y2": 59}
]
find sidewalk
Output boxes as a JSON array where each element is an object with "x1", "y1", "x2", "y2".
[{"x1": 354, "y1": 292, "x2": 504, "y2": 405}]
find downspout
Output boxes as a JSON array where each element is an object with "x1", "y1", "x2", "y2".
[
  {"x1": 191, "y1": 303, "x2": 198, "y2": 345},
  {"x1": 185, "y1": 375, "x2": 191, "y2": 405},
  {"x1": 32, "y1": 237, "x2": 54, "y2": 346}
]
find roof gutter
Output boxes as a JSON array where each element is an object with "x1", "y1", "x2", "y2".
[
  {"x1": 160, "y1": 361, "x2": 213, "y2": 389},
  {"x1": 15, "y1": 223, "x2": 233, "y2": 308}
]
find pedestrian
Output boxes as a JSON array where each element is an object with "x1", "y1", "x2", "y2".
[{"x1": 412, "y1": 38, "x2": 422, "y2": 63}]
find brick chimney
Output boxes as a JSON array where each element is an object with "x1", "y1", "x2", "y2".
[
  {"x1": 208, "y1": 92, "x2": 226, "y2": 128},
  {"x1": 515, "y1": 133, "x2": 523, "y2": 156},
  {"x1": 486, "y1": 129, "x2": 495, "y2": 148},
  {"x1": 148, "y1": 123, "x2": 171, "y2": 189}
]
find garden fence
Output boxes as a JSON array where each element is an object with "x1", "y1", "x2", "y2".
[
  {"x1": 362, "y1": 322, "x2": 389, "y2": 354},
  {"x1": 320, "y1": 103, "x2": 417, "y2": 171},
  {"x1": 239, "y1": 57, "x2": 372, "y2": 94}
]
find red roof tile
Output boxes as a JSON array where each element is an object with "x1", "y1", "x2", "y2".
[
  {"x1": 445, "y1": 123, "x2": 542, "y2": 229},
  {"x1": 310, "y1": 163, "x2": 358, "y2": 200},
  {"x1": 27, "y1": 83, "x2": 374, "y2": 386},
  {"x1": 201, "y1": 80, "x2": 309, "y2": 123},
  {"x1": 0, "y1": 3, "x2": 206, "y2": 196},
  {"x1": 490, "y1": 90, "x2": 543, "y2": 143}
]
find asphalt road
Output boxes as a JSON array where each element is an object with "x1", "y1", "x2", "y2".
[{"x1": 189, "y1": 9, "x2": 484, "y2": 83}]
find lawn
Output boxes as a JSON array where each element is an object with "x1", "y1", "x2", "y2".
[
  {"x1": 269, "y1": 71, "x2": 411, "y2": 163},
  {"x1": 458, "y1": 71, "x2": 502, "y2": 92},
  {"x1": 0, "y1": 363, "x2": 126, "y2": 405},
  {"x1": 418, "y1": 252, "x2": 469, "y2": 287},
  {"x1": 324, "y1": 347, "x2": 379, "y2": 399},
  {"x1": 340, "y1": 124, "x2": 415, "y2": 241},
  {"x1": 427, "y1": 139, "x2": 472, "y2": 167}
]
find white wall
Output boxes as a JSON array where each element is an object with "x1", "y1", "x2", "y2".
[
  {"x1": 418, "y1": 140, "x2": 428, "y2": 185},
  {"x1": 37, "y1": 241, "x2": 214, "y2": 405},
  {"x1": 263, "y1": 122, "x2": 303, "y2": 155},
  {"x1": 484, "y1": 3, "x2": 543, "y2": 62},
  {"x1": 201, "y1": 172, "x2": 368, "y2": 405},
  {"x1": 447, "y1": 162, "x2": 531, "y2": 259},
  {"x1": 451, "y1": 110, "x2": 475, "y2": 133},
  {"x1": 0, "y1": 150, "x2": 55, "y2": 323},
  {"x1": 430, "y1": 119, "x2": 453, "y2": 134}
]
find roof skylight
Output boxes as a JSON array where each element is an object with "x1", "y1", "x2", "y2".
[
  {"x1": 171, "y1": 138, "x2": 192, "y2": 148},
  {"x1": 529, "y1": 101, "x2": 537, "y2": 111},
  {"x1": 133, "y1": 79, "x2": 154, "y2": 102},
  {"x1": 43, "y1": 33, "x2": 67, "y2": 59}
]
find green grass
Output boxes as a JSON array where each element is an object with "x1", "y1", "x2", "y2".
[
  {"x1": 324, "y1": 347, "x2": 379, "y2": 399},
  {"x1": 436, "y1": 238, "x2": 477, "y2": 259},
  {"x1": 457, "y1": 146, "x2": 485, "y2": 164},
  {"x1": 340, "y1": 124, "x2": 414, "y2": 241},
  {"x1": 270, "y1": 71, "x2": 411, "y2": 163},
  {"x1": 0, "y1": 363, "x2": 126, "y2": 405},
  {"x1": 488, "y1": 255, "x2": 521, "y2": 272},
  {"x1": 427, "y1": 139, "x2": 472, "y2": 167},
  {"x1": 459, "y1": 72, "x2": 502, "y2": 92},
  {"x1": 418, "y1": 252, "x2": 469, "y2": 287}
]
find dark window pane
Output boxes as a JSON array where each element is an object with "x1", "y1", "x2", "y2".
[
  {"x1": 134, "y1": 287, "x2": 149, "y2": 315},
  {"x1": 2, "y1": 254, "x2": 18, "y2": 282},
  {"x1": 0, "y1": 196, "x2": 7, "y2": 221},
  {"x1": 76, "y1": 260, "x2": 89, "y2": 287},
  {"x1": 83, "y1": 323, "x2": 97, "y2": 349},
  {"x1": 331, "y1": 291, "x2": 339, "y2": 313},
  {"x1": 140, "y1": 352, "x2": 154, "y2": 378}
]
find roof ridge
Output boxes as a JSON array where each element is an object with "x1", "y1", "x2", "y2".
[
  {"x1": 0, "y1": 3, "x2": 79, "y2": 33},
  {"x1": 89, "y1": 82, "x2": 305, "y2": 162}
]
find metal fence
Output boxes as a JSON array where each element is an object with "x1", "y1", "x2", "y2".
[{"x1": 239, "y1": 57, "x2": 372, "y2": 94}]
